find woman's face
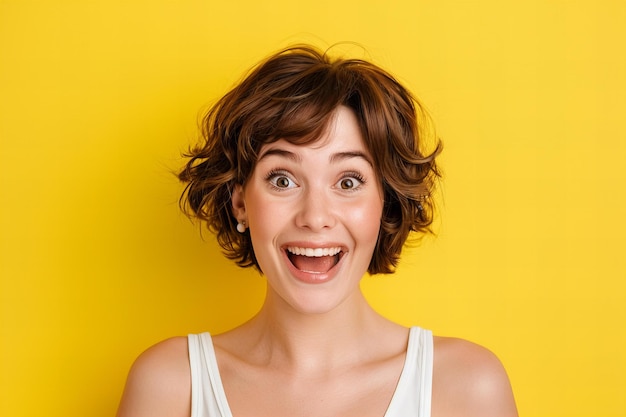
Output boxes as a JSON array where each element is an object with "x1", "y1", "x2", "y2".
[{"x1": 232, "y1": 106, "x2": 384, "y2": 314}]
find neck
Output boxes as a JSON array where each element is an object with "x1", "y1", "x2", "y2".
[{"x1": 237, "y1": 288, "x2": 401, "y2": 373}]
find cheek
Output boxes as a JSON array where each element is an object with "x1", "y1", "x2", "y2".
[
  {"x1": 349, "y1": 199, "x2": 384, "y2": 242},
  {"x1": 247, "y1": 194, "x2": 290, "y2": 230},
  {"x1": 245, "y1": 192, "x2": 291, "y2": 255}
]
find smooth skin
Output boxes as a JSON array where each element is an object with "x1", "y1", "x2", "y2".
[{"x1": 117, "y1": 107, "x2": 517, "y2": 417}]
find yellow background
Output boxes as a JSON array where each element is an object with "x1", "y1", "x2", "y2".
[{"x1": 1, "y1": 1, "x2": 625, "y2": 416}]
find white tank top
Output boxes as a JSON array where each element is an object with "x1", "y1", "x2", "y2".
[{"x1": 188, "y1": 326, "x2": 433, "y2": 417}]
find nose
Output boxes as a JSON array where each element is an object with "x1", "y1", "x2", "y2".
[{"x1": 294, "y1": 186, "x2": 336, "y2": 231}]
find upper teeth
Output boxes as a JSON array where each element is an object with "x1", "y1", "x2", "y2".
[{"x1": 287, "y1": 247, "x2": 342, "y2": 257}]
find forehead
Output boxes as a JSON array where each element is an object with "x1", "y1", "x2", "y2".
[{"x1": 258, "y1": 106, "x2": 372, "y2": 160}]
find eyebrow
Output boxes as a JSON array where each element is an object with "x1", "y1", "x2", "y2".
[
  {"x1": 257, "y1": 148, "x2": 301, "y2": 163},
  {"x1": 258, "y1": 148, "x2": 373, "y2": 167},
  {"x1": 329, "y1": 151, "x2": 374, "y2": 167}
]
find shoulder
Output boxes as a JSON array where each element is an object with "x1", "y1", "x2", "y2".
[
  {"x1": 431, "y1": 336, "x2": 518, "y2": 417},
  {"x1": 116, "y1": 337, "x2": 191, "y2": 417}
]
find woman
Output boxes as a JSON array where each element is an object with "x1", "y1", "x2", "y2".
[{"x1": 116, "y1": 45, "x2": 518, "y2": 417}]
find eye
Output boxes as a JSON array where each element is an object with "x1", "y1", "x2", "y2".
[
  {"x1": 266, "y1": 170, "x2": 297, "y2": 190},
  {"x1": 336, "y1": 173, "x2": 365, "y2": 190},
  {"x1": 340, "y1": 178, "x2": 356, "y2": 189},
  {"x1": 275, "y1": 176, "x2": 292, "y2": 188}
]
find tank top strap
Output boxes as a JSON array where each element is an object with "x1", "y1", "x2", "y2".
[
  {"x1": 384, "y1": 326, "x2": 434, "y2": 417},
  {"x1": 188, "y1": 333, "x2": 233, "y2": 417}
]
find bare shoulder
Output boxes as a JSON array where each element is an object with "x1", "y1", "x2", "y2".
[
  {"x1": 432, "y1": 336, "x2": 518, "y2": 417},
  {"x1": 116, "y1": 337, "x2": 191, "y2": 417}
]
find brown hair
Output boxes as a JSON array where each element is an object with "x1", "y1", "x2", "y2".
[{"x1": 179, "y1": 45, "x2": 441, "y2": 274}]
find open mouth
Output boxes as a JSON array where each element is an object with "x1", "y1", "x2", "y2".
[{"x1": 285, "y1": 246, "x2": 343, "y2": 274}]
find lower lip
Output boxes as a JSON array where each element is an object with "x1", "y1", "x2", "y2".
[{"x1": 282, "y1": 251, "x2": 343, "y2": 284}]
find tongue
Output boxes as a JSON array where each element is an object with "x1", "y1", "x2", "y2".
[{"x1": 290, "y1": 254, "x2": 337, "y2": 273}]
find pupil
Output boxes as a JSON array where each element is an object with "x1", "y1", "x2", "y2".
[
  {"x1": 278, "y1": 177, "x2": 289, "y2": 187},
  {"x1": 342, "y1": 179, "x2": 353, "y2": 189}
]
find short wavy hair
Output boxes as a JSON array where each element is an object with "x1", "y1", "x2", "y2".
[{"x1": 179, "y1": 45, "x2": 441, "y2": 274}]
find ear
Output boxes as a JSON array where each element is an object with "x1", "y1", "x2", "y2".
[{"x1": 231, "y1": 183, "x2": 247, "y2": 221}]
